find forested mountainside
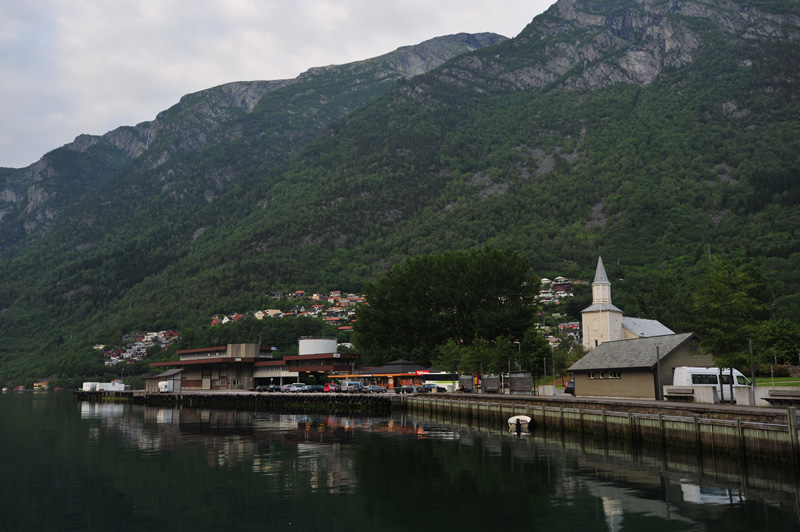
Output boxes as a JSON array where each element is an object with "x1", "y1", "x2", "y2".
[{"x1": 2, "y1": 0, "x2": 800, "y2": 381}]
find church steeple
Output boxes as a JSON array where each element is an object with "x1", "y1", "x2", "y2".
[
  {"x1": 592, "y1": 256, "x2": 612, "y2": 304},
  {"x1": 582, "y1": 256, "x2": 623, "y2": 350}
]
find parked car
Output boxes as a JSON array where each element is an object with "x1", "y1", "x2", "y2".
[
  {"x1": 564, "y1": 380, "x2": 575, "y2": 396},
  {"x1": 304, "y1": 384, "x2": 325, "y2": 393},
  {"x1": 395, "y1": 385, "x2": 419, "y2": 394},
  {"x1": 342, "y1": 382, "x2": 365, "y2": 393},
  {"x1": 363, "y1": 385, "x2": 387, "y2": 393},
  {"x1": 255, "y1": 385, "x2": 269, "y2": 392},
  {"x1": 420, "y1": 384, "x2": 446, "y2": 393},
  {"x1": 324, "y1": 383, "x2": 341, "y2": 392},
  {"x1": 281, "y1": 383, "x2": 305, "y2": 392}
]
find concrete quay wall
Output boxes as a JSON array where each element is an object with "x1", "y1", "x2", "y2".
[{"x1": 408, "y1": 394, "x2": 800, "y2": 463}]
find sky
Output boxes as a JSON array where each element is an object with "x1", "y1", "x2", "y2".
[{"x1": 0, "y1": 1, "x2": 557, "y2": 169}]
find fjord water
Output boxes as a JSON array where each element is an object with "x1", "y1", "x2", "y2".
[{"x1": 2, "y1": 393, "x2": 799, "y2": 532}]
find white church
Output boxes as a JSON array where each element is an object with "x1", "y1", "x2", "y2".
[
  {"x1": 570, "y1": 257, "x2": 712, "y2": 399},
  {"x1": 581, "y1": 256, "x2": 674, "y2": 350}
]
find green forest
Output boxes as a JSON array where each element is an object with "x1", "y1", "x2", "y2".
[{"x1": 1, "y1": 0, "x2": 799, "y2": 386}]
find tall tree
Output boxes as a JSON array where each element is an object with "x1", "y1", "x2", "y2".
[
  {"x1": 692, "y1": 259, "x2": 772, "y2": 369},
  {"x1": 353, "y1": 248, "x2": 538, "y2": 366}
]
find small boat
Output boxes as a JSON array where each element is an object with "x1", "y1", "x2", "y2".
[
  {"x1": 1, "y1": 387, "x2": 8, "y2": 393},
  {"x1": 508, "y1": 415, "x2": 531, "y2": 431}
]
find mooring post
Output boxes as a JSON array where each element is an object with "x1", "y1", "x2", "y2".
[
  {"x1": 737, "y1": 417, "x2": 746, "y2": 460},
  {"x1": 788, "y1": 407, "x2": 798, "y2": 458},
  {"x1": 629, "y1": 411, "x2": 636, "y2": 445},
  {"x1": 694, "y1": 415, "x2": 702, "y2": 451}
]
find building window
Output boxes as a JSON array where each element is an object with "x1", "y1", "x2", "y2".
[
  {"x1": 587, "y1": 371, "x2": 596, "y2": 379},
  {"x1": 599, "y1": 371, "x2": 605, "y2": 379},
  {"x1": 609, "y1": 370, "x2": 621, "y2": 379}
]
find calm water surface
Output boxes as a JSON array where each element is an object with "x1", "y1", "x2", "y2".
[{"x1": 2, "y1": 392, "x2": 799, "y2": 531}]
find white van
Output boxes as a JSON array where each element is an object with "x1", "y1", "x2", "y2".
[{"x1": 672, "y1": 367, "x2": 751, "y2": 402}]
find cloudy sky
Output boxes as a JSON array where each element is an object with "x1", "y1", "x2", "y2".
[{"x1": 0, "y1": 1, "x2": 557, "y2": 169}]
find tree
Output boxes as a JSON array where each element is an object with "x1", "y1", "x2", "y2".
[
  {"x1": 756, "y1": 317, "x2": 800, "y2": 367},
  {"x1": 692, "y1": 259, "x2": 772, "y2": 369},
  {"x1": 518, "y1": 327, "x2": 552, "y2": 379},
  {"x1": 353, "y1": 248, "x2": 538, "y2": 366}
]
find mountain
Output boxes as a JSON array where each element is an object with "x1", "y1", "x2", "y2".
[
  {"x1": 0, "y1": 32, "x2": 505, "y2": 247},
  {"x1": 2, "y1": 0, "x2": 800, "y2": 382}
]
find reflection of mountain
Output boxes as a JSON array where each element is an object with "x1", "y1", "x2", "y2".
[{"x1": 81, "y1": 402, "x2": 799, "y2": 527}]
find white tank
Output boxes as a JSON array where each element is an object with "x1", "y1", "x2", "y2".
[{"x1": 298, "y1": 337, "x2": 337, "y2": 356}]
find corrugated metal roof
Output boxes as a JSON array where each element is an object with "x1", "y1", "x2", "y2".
[
  {"x1": 622, "y1": 317, "x2": 674, "y2": 337},
  {"x1": 146, "y1": 368, "x2": 183, "y2": 379},
  {"x1": 568, "y1": 332, "x2": 698, "y2": 371}
]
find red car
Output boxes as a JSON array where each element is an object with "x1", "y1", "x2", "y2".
[{"x1": 324, "y1": 383, "x2": 341, "y2": 392}]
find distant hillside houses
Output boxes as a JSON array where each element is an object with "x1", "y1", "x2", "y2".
[
  {"x1": 211, "y1": 290, "x2": 365, "y2": 327},
  {"x1": 537, "y1": 276, "x2": 576, "y2": 305},
  {"x1": 98, "y1": 329, "x2": 180, "y2": 366}
]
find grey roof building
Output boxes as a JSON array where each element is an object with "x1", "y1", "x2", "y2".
[{"x1": 568, "y1": 332, "x2": 713, "y2": 399}]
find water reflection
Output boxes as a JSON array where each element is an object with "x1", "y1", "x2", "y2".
[{"x1": 75, "y1": 401, "x2": 800, "y2": 530}]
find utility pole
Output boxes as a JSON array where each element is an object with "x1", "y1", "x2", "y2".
[{"x1": 654, "y1": 345, "x2": 661, "y2": 400}]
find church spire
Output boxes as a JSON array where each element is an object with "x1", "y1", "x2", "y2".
[{"x1": 592, "y1": 256, "x2": 612, "y2": 304}]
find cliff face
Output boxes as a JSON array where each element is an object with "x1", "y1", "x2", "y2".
[
  {"x1": 0, "y1": 33, "x2": 505, "y2": 245},
  {"x1": 436, "y1": 0, "x2": 800, "y2": 91}
]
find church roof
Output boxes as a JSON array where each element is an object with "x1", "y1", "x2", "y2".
[
  {"x1": 582, "y1": 302, "x2": 622, "y2": 313},
  {"x1": 593, "y1": 256, "x2": 610, "y2": 284},
  {"x1": 568, "y1": 332, "x2": 698, "y2": 371},
  {"x1": 622, "y1": 317, "x2": 674, "y2": 337}
]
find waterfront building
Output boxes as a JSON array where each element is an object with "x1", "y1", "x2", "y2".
[
  {"x1": 150, "y1": 338, "x2": 361, "y2": 390},
  {"x1": 568, "y1": 332, "x2": 713, "y2": 399},
  {"x1": 150, "y1": 343, "x2": 276, "y2": 391}
]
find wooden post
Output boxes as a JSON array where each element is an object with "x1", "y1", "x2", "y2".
[
  {"x1": 788, "y1": 407, "x2": 798, "y2": 458},
  {"x1": 737, "y1": 417, "x2": 746, "y2": 460},
  {"x1": 694, "y1": 415, "x2": 702, "y2": 452},
  {"x1": 629, "y1": 411, "x2": 636, "y2": 444}
]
